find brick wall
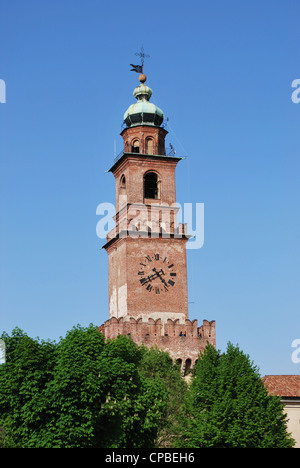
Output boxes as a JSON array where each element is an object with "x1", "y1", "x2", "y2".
[{"x1": 99, "y1": 317, "x2": 215, "y2": 369}]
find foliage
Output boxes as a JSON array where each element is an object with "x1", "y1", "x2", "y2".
[
  {"x1": 138, "y1": 346, "x2": 187, "y2": 447},
  {"x1": 176, "y1": 342, "x2": 295, "y2": 448},
  {"x1": 0, "y1": 327, "x2": 295, "y2": 448},
  {"x1": 0, "y1": 326, "x2": 168, "y2": 448}
]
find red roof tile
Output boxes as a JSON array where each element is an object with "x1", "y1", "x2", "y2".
[{"x1": 262, "y1": 375, "x2": 300, "y2": 398}]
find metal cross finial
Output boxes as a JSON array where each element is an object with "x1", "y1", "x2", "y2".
[{"x1": 135, "y1": 45, "x2": 150, "y2": 71}]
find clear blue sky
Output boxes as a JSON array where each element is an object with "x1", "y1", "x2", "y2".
[{"x1": 0, "y1": 0, "x2": 299, "y2": 376}]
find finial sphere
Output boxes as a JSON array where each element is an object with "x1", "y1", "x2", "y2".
[{"x1": 139, "y1": 73, "x2": 147, "y2": 83}]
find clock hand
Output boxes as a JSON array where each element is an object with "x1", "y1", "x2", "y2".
[
  {"x1": 147, "y1": 274, "x2": 157, "y2": 283},
  {"x1": 144, "y1": 270, "x2": 161, "y2": 284},
  {"x1": 152, "y1": 268, "x2": 169, "y2": 287},
  {"x1": 152, "y1": 268, "x2": 164, "y2": 276},
  {"x1": 140, "y1": 274, "x2": 156, "y2": 285}
]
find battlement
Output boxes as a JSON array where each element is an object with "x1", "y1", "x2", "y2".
[{"x1": 98, "y1": 316, "x2": 215, "y2": 371}]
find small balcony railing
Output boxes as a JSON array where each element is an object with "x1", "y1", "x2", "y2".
[{"x1": 114, "y1": 144, "x2": 177, "y2": 163}]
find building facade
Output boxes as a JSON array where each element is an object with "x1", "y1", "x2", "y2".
[
  {"x1": 262, "y1": 375, "x2": 300, "y2": 448},
  {"x1": 99, "y1": 72, "x2": 215, "y2": 373}
]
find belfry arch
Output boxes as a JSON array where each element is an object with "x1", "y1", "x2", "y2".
[{"x1": 144, "y1": 171, "x2": 160, "y2": 200}]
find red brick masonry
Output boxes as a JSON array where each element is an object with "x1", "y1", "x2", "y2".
[{"x1": 99, "y1": 317, "x2": 215, "y2": 367}]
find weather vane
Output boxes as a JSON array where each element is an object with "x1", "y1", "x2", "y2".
[{"x1": 130, "y1": 46, "x2": 150, "y2": 74}]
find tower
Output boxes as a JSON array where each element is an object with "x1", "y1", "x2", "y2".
[{"x1": 99, "y1": 71, "x2": 215, "y2": 371}]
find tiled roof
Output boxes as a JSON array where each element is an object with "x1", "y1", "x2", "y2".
[{"x1": 262, "y1": 375, "x2": 300, "y2": 398}]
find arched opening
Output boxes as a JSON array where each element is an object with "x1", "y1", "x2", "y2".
[
  {"x1": 146, "y1": 137, "x2": 154, "y2": 155},
  {"x1": 184, "y1": 358, "x2": 192, "y2": 376},
  {"x1": 131, "y1": 139, "x2": 140, "y2": 153},
  {"x1": 120, "y1": 175, "x2": 126, "y2": 194},
  {"x1": 144, "y1": 172, "x2": 160, "y2": 199},
  {"x1": 119, "y1": 174, "x2": 127, "y2": 208},
  {"x1": 176, "y1": 358, "x2": 182, "y2": 369}
]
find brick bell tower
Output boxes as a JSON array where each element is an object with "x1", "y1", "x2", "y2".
[{"x1": 99, "y1": 71, "x2": 215, "y2": 372}]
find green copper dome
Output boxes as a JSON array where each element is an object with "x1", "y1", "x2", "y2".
[{"x1": 123, "y1": 76, "x2": 164, "y2": 128}]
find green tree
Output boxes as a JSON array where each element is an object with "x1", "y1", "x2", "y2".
[
  {"x1": 177, "y1": 343, "x2": 295, "y2": 448},
  {"x1": 138, "y1": 346, "x2": 187, "y2": 447},
  {"x1": 0, "y1": 328, "x2": 56, "y2": 447},
  {"x1": 0, "y1": 326, "x2": 168, "y2": 448}
]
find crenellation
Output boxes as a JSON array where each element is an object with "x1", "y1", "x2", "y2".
[{"x1": 98, "y1": 315, "x2": 215, "y2": 367}]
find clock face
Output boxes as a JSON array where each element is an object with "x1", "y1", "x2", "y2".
[{"x1": 137, "y1": 253, "x2": 176, "y2": 293}]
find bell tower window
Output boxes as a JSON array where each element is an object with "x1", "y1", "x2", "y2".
[
  {"x1": 120, "y1": 175, "x2": 126, "y2": 194},
  {"x1": 144, "y1": 171, "x2": 160, "y2": 199},
  {"x1": 146, "y1": 137, "x2": 154, "y2": 155},
  {"x1": 131, "y1": 139, "x2": 140, "y2": 153}
]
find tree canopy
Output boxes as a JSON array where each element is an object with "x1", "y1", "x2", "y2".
[
  {"x1": 0, "y1": 325, "x2": 173, "y2": 448},
  {"x1": 0, "y1": 327, "x2": 294, "y2": 448},
  {"x1": 176, "y1": 343, "x2": 295, "y2": 448}
]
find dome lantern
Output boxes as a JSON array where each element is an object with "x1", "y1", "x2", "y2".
[{"x1": 123, "y1": 74, "x2": 164, "y2": 128}]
